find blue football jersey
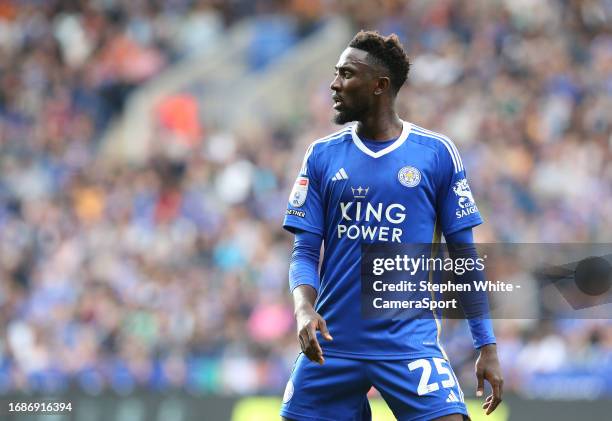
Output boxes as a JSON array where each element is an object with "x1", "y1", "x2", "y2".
[{"x1": 283, "y1": 121, "x2": 483, "y2": 359}]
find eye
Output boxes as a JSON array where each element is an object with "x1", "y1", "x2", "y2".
[{"x1": 334, "y1": 68, "x2": 353, "y2": 79}]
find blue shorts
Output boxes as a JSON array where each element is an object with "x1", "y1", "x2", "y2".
[{"x1": 280, "y1": 354, "x2": 469, "y2": 421}]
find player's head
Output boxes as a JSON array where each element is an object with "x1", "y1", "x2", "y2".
[{"x1": 330, "y1": 30, "x2": 410, "y2": 124}]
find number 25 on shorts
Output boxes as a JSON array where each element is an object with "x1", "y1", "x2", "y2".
[{"x1": 408, "y1": 358, "x2": 459, "y2": 397}]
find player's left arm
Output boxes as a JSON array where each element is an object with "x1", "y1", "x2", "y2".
[
  {"x1": 446, "y1": 228, "x2": 503, "y2": 415},
  {"x1": 435, "y1": 134, "x2": 503, "y2": 414},
  {"x1": 475, "y1": 343, "x2": 503, "y2": 415}
]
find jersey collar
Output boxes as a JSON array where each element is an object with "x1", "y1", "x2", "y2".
[{"x1": 351, "y1": 121, "x2": 412, "y2": 158}]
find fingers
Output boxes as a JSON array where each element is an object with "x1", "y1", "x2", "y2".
[
  {"x1": 298, "y1": 334, "x2": 307, "y2": 352},
  {"x1": 306, "y1": 321, "x2": 324, "y2": 364},
  {"x1": 298, "y1": 325, "x2": 320, "y2": 363},
  {"x1": 482, "y1": 393, "x2": 501, "y2": 415},
  {"x1": 481, "y1": 376, "x2": 503, "y2": 415},
  {"x1": 493, "y1": 377, "x2": 503, "y2": 401},
  {"x1": 485, "y1": 378, "x2": 503, "y2": 415},
  {"x1": 475, "y1": 370, "x2": 485, "y2": 397},
  {"x1": 319, "y1": 318, "x2": 333, "y2": 341},
  {"x1": 481, "y1": 394, "x2": 493, "y2": 409},
  {"x1": 298, "y1": 319, "x2": 324, "y2": 364},
  {"x1": 298, "y1": 325, "x2": 315, "y2": 361}
]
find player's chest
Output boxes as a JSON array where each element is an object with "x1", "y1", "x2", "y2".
[{"x1": 322, "y1": 154, "x2": 437, "y2": 206}]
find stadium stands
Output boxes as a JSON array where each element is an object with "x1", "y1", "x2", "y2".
[{"x1": 0, "y1": 0, "x2": 610, "y2": 399}]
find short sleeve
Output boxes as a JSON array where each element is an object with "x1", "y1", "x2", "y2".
[
  {"x1": 283, "y1": 143, "x2": 325, "y2": 236},
  {"x1": 436, "y1": 142, "x2": 483, "y2": 236}
]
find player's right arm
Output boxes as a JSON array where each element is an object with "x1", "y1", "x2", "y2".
[
  {"x1": 293, "y1": 285, "x2": 333, "y2": 364},
  {"x1": 290, "y1": 231, "x2": 333, "y2": 364},
  {"x1": 283, "y1": 141, "x2": 331, "y2": 363}
]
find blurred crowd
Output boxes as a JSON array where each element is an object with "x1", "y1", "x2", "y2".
[{"x1": 0, "y1": 0, "x2": 611, "y2": 400}]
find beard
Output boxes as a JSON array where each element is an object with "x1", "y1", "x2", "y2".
[{"x1": 333, "y1": 106, "x2": 365, "y2": 125}]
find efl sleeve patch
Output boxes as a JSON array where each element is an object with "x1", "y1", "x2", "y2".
[{"x1": 289, "y1": 176, "x2": 309, "y2": 207}]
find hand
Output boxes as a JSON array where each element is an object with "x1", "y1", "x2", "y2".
[
  {"x1": 295, "y1": 306, "x2": 333, "y2": 364},
  {"x1": 475, "y1": 343, "x2": 503, "y2": 415}
]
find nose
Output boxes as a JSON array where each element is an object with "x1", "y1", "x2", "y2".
[{"x1": 330, "y1": 74, "x2": 341, "y2": 92}]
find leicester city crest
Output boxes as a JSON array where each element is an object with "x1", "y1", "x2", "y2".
[{"x1": 398, "y1": 166, "x2": 421, "y2": 188}]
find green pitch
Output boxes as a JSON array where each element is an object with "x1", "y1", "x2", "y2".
[{"x1": 232, "y1": 397, "x2": 509, "y2": 421}]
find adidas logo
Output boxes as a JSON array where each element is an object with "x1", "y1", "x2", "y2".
[
  {"x1": 446, "y1": 390, "x2": 460, "y2": 403},
  {"x1": 331, "y1": 168, "x2": 348, "y2": 181}
]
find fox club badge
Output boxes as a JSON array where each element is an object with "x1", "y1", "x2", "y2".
[
  {"x1": 398, "y1": 166, "x2": 421, "y2": 187},
  {"x1": 289, "y1": 176, "x2": 309, "y2": 207}
]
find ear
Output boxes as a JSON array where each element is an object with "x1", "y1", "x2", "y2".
[{"x1": 374, "y1": 76, "x2": 391, "y2": 96}]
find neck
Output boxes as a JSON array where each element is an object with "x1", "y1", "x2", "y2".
[{"x1": 355, "y1": 109, "x2": 403, "y2": 141}]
